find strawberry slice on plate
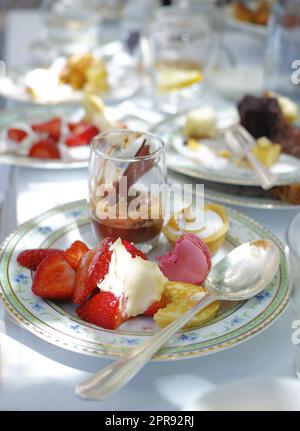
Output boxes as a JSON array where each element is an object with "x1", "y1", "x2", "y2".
[
  {"x1": 17, "y1": 248, "x2": 64, "y2": 271},
  {"x1": 65, "y1": 124, "x2": 99, "y2": 147},
  {"x1": 67, "y1": 120, "x2": 90, "y2": 134},
  {"x1": 144, "y1": 294, "x2": 167, "y2": 317},
  {"x1": 73, "y1": 248, "x2": 99, "y2": 304},
  {"x1": 64, "y1": 134, "x2": 86, "y2": 147},
  {"x1": 29, "y1": 139, "x2": 61, "y2": 159},
  {"x1": 76, "y1": 291, "x2": 124, "y2": 329},
  {"x1": 32, "y1": 252, "x2": 75, "y2": 301},
  {"x1": 7, "y1": 128, "x2": 28, "y2": 143},
  {"x1": 31, "y1": 117, "x2": 61, "y2": 141},
  {"x1": 64, "y1": 240, "x2": 90, "y2": 271}
]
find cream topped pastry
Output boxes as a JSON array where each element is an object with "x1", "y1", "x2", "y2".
[
  {"x1": 163, "y1": 203, "x2": 229, "y2": 255},
  {"x1": 184, "y1": 106, "x2": 217, "y2": 139},
  {"x1": 98, "y1": 238, "x2": 167, "y2": 318}
]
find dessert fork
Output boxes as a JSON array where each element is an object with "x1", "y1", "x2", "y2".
[{"x1": 224, "y1": 124, "x2": 278, "y2": 190}]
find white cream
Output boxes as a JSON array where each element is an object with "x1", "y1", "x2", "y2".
[
  {"x1": 98, "y1": 238, "x2": 167, "y2": 317},
  {"x1": 166, "y1": 208, "x2": 224, "y2": 239},
  {"x1": 198, "y1": 209, "x2": 224, "y2": 239}
]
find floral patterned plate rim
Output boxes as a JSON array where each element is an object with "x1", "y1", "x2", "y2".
[{"x1": 0, "y1": 200, "x2": 289, "y2": 361}]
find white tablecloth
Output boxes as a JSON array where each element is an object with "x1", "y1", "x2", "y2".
[{"x1": 0, "y1": 10, "x2": 299, "y2": 411}]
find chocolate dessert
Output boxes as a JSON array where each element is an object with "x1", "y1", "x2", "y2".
[
  {"x1": 238, "y1": 95, "x2": 287, "y2": 141},
  {"x1": 238, "y1": 94, "x2": 300, "y2": 159}
]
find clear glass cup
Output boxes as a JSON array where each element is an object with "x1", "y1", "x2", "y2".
[
  {"x1": 142, "y1": 10, "x2": 218, "y2": 113},
  {"x1": 287, "y1": 212, "x2": 300, "y2": 377},
  {"x1": 88, "y1": 130, "x2": 166, "y2": 252},
  {"x1": 264, "y1": 0, "x2": 300, "y2": 103},
  {"x1": 42, "y1": 0, "x2": 103, "y2": 54}
]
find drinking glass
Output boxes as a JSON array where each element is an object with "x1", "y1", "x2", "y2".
[
  {"x1": 142, "y1": 10, "x2": 218, "y2": 113},
  {"x1": 88, "y1": 130, "x2": 166, "y2": 252},
  {"x1": 287, "y1": 212, "x2": 300, "y2": 377},
  {"x1": 42, "y1": 0, "x2": 103, "y2": 54},
  {"x1": 264, "y1": 0, "x2": 300, "y2": 103}
]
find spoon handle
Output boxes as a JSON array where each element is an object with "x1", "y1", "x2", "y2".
[{"x1": 76, "y1": 293, "x2": 214, "y2": 400}]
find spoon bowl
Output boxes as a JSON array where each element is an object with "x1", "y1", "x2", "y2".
[{"x1": 205, "y1": 239, "x2": 280, "y2": 301}]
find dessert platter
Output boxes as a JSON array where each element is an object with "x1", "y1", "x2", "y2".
[
  {"x1": 0, "y1": 95, "x2": 149, "y2": 169},
  {"x1": 0, "y1": 49, "x2": 141, "y2": 105},
  {"x1": 0, "y1": 199, "x2": 289, "y2": 360},
  {"x1": 155, "y1": 92, "x2": 300, "y2": 208}
]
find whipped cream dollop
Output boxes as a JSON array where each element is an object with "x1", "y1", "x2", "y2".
[{"x1": 98, "y1": 238, "x2": 167, "y2": 317}]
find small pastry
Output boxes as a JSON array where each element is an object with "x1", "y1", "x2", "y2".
[
  {"x1": 184, "y1": 107, "x2": 217, "y2": 139},
  {"x1": 163, "y1": 203, "x2": 229, "y2": 256}
]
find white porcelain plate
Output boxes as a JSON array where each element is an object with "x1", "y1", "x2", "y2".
[{"x1": 0, "y1": 200, "x2": 289, "y2": 360}]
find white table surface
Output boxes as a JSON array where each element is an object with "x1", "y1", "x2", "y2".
[{"x1": 0, "y1": 10, "x2": 299, "y2": 411}]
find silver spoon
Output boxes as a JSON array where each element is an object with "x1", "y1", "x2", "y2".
[{"x1": 76, "y1": 239, "x2": 280, "y2": 400}]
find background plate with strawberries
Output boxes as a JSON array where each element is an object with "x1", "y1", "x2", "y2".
[
  {"x1": 0, "y1": 105, "x2": 149, "y2": 169},
  {"x1": 0, "y1": 200, "x2": 289, "y2": 360}
]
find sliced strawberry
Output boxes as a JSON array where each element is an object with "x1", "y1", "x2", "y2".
[
  {"x1": 65, "y1": 124, "x2": 99, "y2": 147},
  {"x1": 7, "y1": 128, "x2": 28, "y2": 142},
  {"x1": 31, "y1": 117, "x2": 61, "y2": 141},
  {"x1": 64, "y1": 134, "x2": 86, "y2": 147},
  {"x1": 73, "y1": 248, "x2": 99, "y2": 304},
  {"x1": 76, "y1": 124, "x2": 99, "y2": 144},
  {"x1": 29, "y1": 139, "x2": 61, "y2": 159},
  {"x1": 76, "y1": 291, "x2": 124, "y2": 329},
  {"x1": 32, "y1": 252, "x2": 75, "y2": 301},
  {"x1": 64, "y1": 240, "x2": 90, "y2": 271},
  {"x1": 17, "y1": 248, "x2": 64, "y2": 271},
  {"x1": 121, "y1": 240, "x2": 148, "y2": 260},
  {"x1": 67, "y1": 120, "x2": 90, "y2": 134},
  {"x1": 83, "y1": 238, "x2": 113, "y2": 299},
  {"x1": 144, "y1": 294, "x2": 166, "y2": 317}
]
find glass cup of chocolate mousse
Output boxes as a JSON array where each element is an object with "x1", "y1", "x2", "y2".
[{"x1": 88, "y1": 130, "x2": 166, "y2": 252}]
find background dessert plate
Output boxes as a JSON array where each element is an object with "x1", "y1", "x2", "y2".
[
  {"x1": 169, "y1": 173, "x2": 300, "y2": 210},
  {"x1": 0, "y1": 105, "x2": 149, "y2": 169},
  {"x1": 0, "y1": 199, "x2": 289, "y2": 360},
  {"x1": 0, "y1": 56, "x2": 140, "y2": 106},
  {"x1": 225, "y1": 5, "x2": 267, "y2": 37},
  {"x1": 154, "y1": 106, "x2": 300, "y2": 187}
]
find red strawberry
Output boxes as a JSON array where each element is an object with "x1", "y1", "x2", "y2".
[
  {"x1": 76, "y1": 124, "x2": 99, "y2": 144},
  {"x1": 65, "y1": 124, "x2": 99, "y2": 147},
  {"x1": 31, "y1": 117, "x2": 61, "y2": 141},
  {"x1": 17, "y1": 248, "x2": 64, "y2": 271},
  {"x1": 67, "y1": 120, "x2": 90, "y2": 134},
  {"x1": 64, "y1": 134, "x2": 86, "y2": 147},
  {"x1": 7, "y1": 128, "x2": 28, "y2": 142},
  {"x1": 64, "y1": 240, "x2": 89, "y2": 271},
  {"x1": 76, "y1": 291, "x2": 124, "y2": 329},
  {"x1": 73, "y1": 248, "x2": 99, "y2": 304},
  {"x1": 144, "y1": 294, "x2": 166, "y2": 317},
  {"x1": 83, "y1": 238, "x2": 113, "y2": 301},
  {"x1": 32, "y1": 253, "x2": 75, "y2": 301},
  {"x1": 121, "y1": 240, "x2": 148, "y2": 260},
  {"x1": 29, "y1": 139, "x2": 61, "y2": 159}
]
